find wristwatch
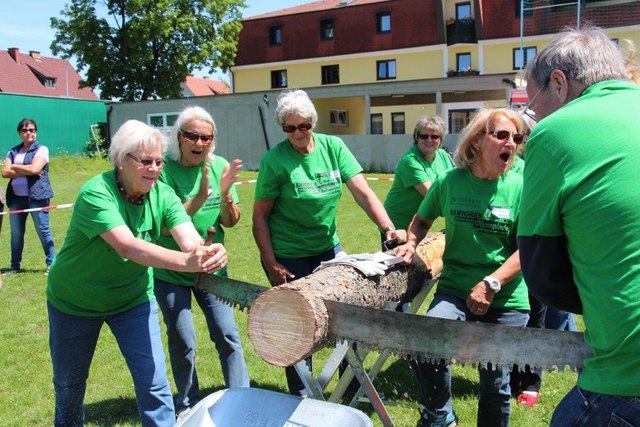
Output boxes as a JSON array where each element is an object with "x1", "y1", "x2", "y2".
[
  {"x1": 483, "y1": 276, "x2": 501, "y2": 293},
  {"x1": 380, "y1": 225, "x2": 396, "y2": 233}
]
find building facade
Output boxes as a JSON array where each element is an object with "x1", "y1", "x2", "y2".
[{"x1": 232, "y1": 0, "x2": 640, "y2": 135}]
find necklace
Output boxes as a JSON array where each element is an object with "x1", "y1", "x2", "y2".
[{"x1": 115, "y1": 170, "x2": 145, "y2": 205}]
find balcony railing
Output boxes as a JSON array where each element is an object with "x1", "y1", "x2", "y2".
[
  {"x1": 446, "y1": 18, "x2": 477, "y2": 45},
  {"x1": 447, "y1": 69, "x2": 480, "y2": 77}
]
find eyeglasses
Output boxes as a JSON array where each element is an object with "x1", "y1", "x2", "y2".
[
  {"x1": 527, "y1": 77, "x2": 551, "y2": 110},
  {"x1": 127, "y1": 153, "x2": 165, "y2": 168},
  {"x1": 488, "y1": 130, "x2": 524, "y2": 145},
  {"x1": 20, "y1": 128, "x2": 37, "y2": 133},
  {"x1": 418, "y1": 134, "x2": 441, "y2": 141},
  {"x1": 179, "y1": 129, "x2": 214, "y2": 145},
  {"x1": 282, "y1": 123, "x2": 313, "y2": 133}
]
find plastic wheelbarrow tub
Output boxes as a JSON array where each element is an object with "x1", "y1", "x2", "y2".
[{"x1": 175, "y1": 387, "x2": 373, "y2": 427}]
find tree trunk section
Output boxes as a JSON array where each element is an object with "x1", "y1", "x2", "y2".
[{"x1": 248, "y1": 231, "x2": 445, "y2": 367}]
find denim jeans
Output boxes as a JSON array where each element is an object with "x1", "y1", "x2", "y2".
[
  {"x1": 263, "y1": 244, "x2": 343, "y2": 396},
  {"x1": 48, "y1": 300, "x2": 175, "y2": 427},
  {"x1": 154, "y1": 278, "x2": 250, "y2": 411},
  {"x1": 411, "y1": 292, "x2": 529, "y2": 427},
  {"x1": 9, "y1": 197, "x2": 55, "y2": 269},
  {"x1": 545, "y1": 306, "x2": 577, "y2": 331},
  {"x1": 551, "y1": 386, "x2": 640, "y2": 426}
]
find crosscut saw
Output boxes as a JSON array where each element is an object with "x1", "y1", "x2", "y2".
[{"x1": 195, "y1": 274, "x2": 591, "y2": 371}]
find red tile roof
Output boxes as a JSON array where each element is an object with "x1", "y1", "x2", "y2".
[
  {"x1": 0, "y1": 48, "x2": 98, "y2": 100},
  {"x1": 183, "y1": 75, "x2": 230, "y2": 96},
  {"x1": 244, "y1": 0, "x2": 391, "y2": 20}
]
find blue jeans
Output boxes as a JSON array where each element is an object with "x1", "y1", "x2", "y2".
[
  {"x1": 551, "y1": 386, "x2": 640, "y2": 426},
  {"x1": 411, "y1": 292, "x2": 529, "y2": 427},
  {"x1": 154, "y1": 278, "x2": 250, "y2": 411},
  {"x1": 545, "y1": 306, "x2": 577, "y2": 331},
  {"x1": 48, "y1": 300, "x2": 175, "y2": 427},
  {"x1": 9, "y1": 197, "x2": 55, "y2": 269},
  {"x1": 264, "y1": 244, "x2": 343, "y2": 396}
]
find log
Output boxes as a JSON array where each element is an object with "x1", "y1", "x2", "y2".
[{"x1": 248, "y1": 231, "x2": 445, "y2": 367}]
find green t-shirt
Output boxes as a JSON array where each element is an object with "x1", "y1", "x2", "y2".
[
  {"x1": 519, "y1": 80, "x2": 640, "y2": 396},
  {"x1": 154, "y1": 156, "x2": 239, "y2": 285},
  {"x1": 510, "y1": 155, "x2": 525, "y2": 175},
  {"x1": 255, "y1": 133, "x2": 362, "y2": 258},
  {"x1": 418, "y1": 168, "x2": 529, "y2": 310},
  {"x1": 384, "y1": 146, "x2": 454, "y2": 230},
  {"x1": 46, "y1": 169, "x2": 191, "y2": 317}
]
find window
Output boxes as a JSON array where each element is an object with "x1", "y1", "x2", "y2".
[
  {"x1": 321, "y1": 65, "x2": 340, "y2": 85},
  {"x1": 320, "y1": 19, "x2": 334, "y2": 40},
  {"x1": 148, "y1": 113, "x2": 179, "y2": 133},
  {"x1": 269, "y1": 25, "x2": 282, "y2": 45},
  {"x1": 330, "y1": 110, "x2": 349, "y2": 127},
  {"x1": 376, "y1": 11, "x2": 391, "y2": 33},
  {"x1": 44, "y1": 78, "x2": 55, "y2": 88},
  {"x1": 457, "y1": 53, "x2": 471, "y2": 72},
  {"x1": 391, "y1": 112, "x2": 405, "y2": 134},
  {"x1": 448, "y1": 109, "x2": 475, "y2": 134},
  {"x1": 513, "y1": 47, "x2": 537, "y2": 70},
  {"x1": 377, "y1": 59, "x2": 396, "y2": 80},
  {"x1": 271, "y1": 70, "x2": 287, "y2": 89},
  {"x1": 456, "y1": 2, "x2": 472, "y2": 19},
  {"x1": 371, "y1": 114, "x2": 383, "y2": 134}
]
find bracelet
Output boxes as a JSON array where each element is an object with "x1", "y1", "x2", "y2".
[{"x1": 380, "y1": 225, "x2": 396, "y2": 233}]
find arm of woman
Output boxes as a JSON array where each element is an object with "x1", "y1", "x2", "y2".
[
  {"x1": 413, "y1": 181, "x2": 432, "y2": 197},
  {"x1": 3, "y1": 156, "x2": 47, "y2": 178},
  {"x1": 252, "y1": 199, "x2": 294, "y2": 285},
  {"x1": 100, "y1": 224, "x2": 223, "y2": 273},
  {"x1": 219, "y1": 159, "x2": 242, "y2": 228},
  {"x1": 395, "y1": 214, "x2": 434, "y2": 264},
  {"x1": 183, "y1": 161, "x2": 210, "y2": 216},
  {"x1": 346, "y1": 173, "x2": 407, "y2": 244},
  {"x1": 466, "y1": 250, "x2": 522, "y2": 314}
]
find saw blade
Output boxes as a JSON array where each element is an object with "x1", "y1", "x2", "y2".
[
  {"x1": 325, "y1": 300, "x2": 592, "y2": 371},
  {"x1": 194, "y1": 274, "x2": 267, "y2": 311}
]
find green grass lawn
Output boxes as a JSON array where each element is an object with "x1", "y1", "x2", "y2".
[{"x1": 0, "y1": 156, "x2": 579, "y2": 426}]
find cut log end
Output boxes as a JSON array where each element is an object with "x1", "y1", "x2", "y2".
[{"x1": 247, "y1": 287, "x2": 327, "y2": 367}]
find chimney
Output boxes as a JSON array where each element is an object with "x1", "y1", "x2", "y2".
[
  {"x1": 29, "y1": 51, "x2": 42, "y2": 62},
  {"x1": 8, "y1": 47, "x2": 20, "y2": 63}
]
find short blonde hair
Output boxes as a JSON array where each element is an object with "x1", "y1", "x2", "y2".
[
  {"x1": 413, "y1": 115, "x2": 445, "y2": 143},
  {"x1": 167, "y1": 106, "x2": 217, "y2": 162},
  {"x1": 453, "y1": 108, "x2": 523, "y2": 169},
  {"x1": 109, "y1": 120, "x2": 167, "y2": 167}
]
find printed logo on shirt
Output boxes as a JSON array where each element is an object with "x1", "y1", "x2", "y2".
[
  {"x1": 449, "y1": 203, "x2": 513, "y2": 235},
  {"x1": 291, "y1": 169, "x2": 342, "y2": 195}
]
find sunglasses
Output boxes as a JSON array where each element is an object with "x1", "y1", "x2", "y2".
[
  {"x1": 20, "y1": 128, "x2": 37, "y2": 133},
  {"x1": 418, "y1": 134, "x2": 441, "y2": 141},
  {"x1": 127, "y1": 153, "x2": 165, "y2": 168},
  {"x1": 179, "y1": 129, "x2": 214, "y2": 145},
  {"x1": 282, "y1": 123, "x2": 312, "y2": 133},
  {"x1": 488, "y1": 130, "x2": 524, "y2": 145}
]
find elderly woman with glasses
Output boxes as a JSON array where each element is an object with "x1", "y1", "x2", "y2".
[
  {"x1": 252, "y1": 89, "x2": 406, "y2": 396},
  {"x1": 153, "y1": 106, "x2": 249, "y2": 418},
  {"x1": 383, "y1": 115, "x2": 454, "y2": 236},
  {"x1": 46, "y1": 120, "x2": 228, "y2": 426},
  {"x1": 395, "y1": 108, "x2": 530, "y2": 427},
  {"x1": 2, "y1": 118, "x2": 56, "y2": 275}
]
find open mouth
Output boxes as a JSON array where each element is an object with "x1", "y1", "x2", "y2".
[{"x1": 499, "y1": 152, "x2": 511, "y2": 162}]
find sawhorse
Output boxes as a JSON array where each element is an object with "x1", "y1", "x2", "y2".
[{"x1": 294, "y1": 278, "x2": 437, "y2": 427}]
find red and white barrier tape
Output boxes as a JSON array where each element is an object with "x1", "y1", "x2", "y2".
[
  {"x1": 233, "y1": 179, "x2": 257, "y2": 186},
  {"x1": 0, "y1": 203, "x2": 75, "y2": 216},
  {"x1": 366, "y1": 177, "x2": 395, "y2": 181}
]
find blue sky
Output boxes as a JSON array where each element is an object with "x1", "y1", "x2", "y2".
[{"x1": 0, "y1": 0, "x2": 308, "y2": 77}]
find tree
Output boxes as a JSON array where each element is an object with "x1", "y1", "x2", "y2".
[{"x1": 51, "y1": 0, "x2": 246, "y2": 101}]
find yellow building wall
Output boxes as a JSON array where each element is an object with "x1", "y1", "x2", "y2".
[
  {"x1": 371, "y1": 105, "x2": 439, "y2": 135},
  {"x1": 233, "y1": 49, "x2": 445, "y2": 93},
  {"x1": 313, "y1": 96, "x2": 366, "y2": 135},
  {"x1": 447, "y1": 45, "x2": 479, "y2": 71}
]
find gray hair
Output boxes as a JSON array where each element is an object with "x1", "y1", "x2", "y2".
[
  {"x1": 525, "y1": 26, "x2": 628, "y2": 88},
  {"x1": 109, "y1": 120, "x2": 167, "y2": 167},
  {"x1": 167, "y1": 106, "x2": 217, "y2": 162},
  {"x1": 274, "y1": 89, "x2": 318, "y2": 128},
  {"x1": 454, "y1": 108, "x2": 523, "y2": 169},
  {"x1": 413, "y1": 115, "x2": 445, "y2": 143}
]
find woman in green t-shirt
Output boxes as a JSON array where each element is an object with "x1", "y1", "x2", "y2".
[
  {"x1": 383, "y1": 115, "x2": 454, "y2": 233},
  {"x1": 396, "y1": 108, "x2": 530, "y2": 427},
  {"x1": 253, "y1": 89, "x2": 406, "y2": 396},
  {"x1": 154, "y1": 106, "x2": 250, "y2": 418},
  {"x1": 46, "y1": 120, "x2": 228, "y2": 426}
]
